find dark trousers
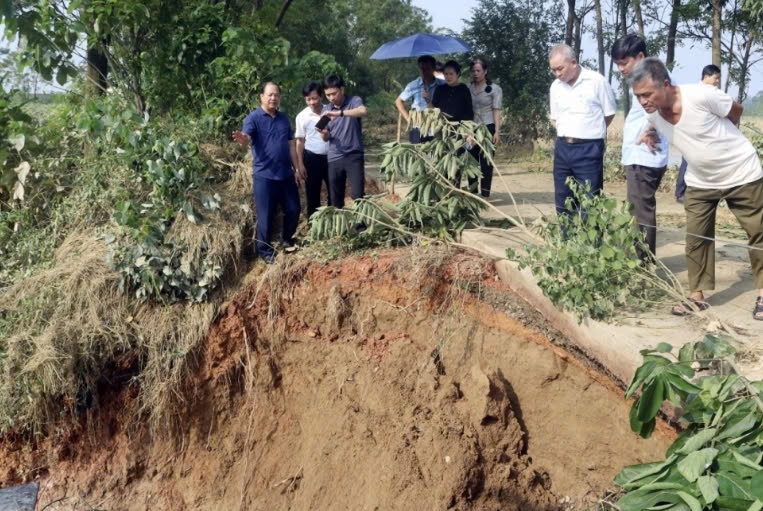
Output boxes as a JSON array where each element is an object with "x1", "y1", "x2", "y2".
[
  {"x1": 328, "y1": 152, "x2": 365, "y2": 208},
  {"x1": 253, "y1": 176, "x2": 300, "y2": 258},
  {"x1": 304, "y1": 150, "x2": 329, "y2": 219},
  {"x1": 408, "y1": 128, "x2": 433, "y2": 144},
  {"x1": 626, "y1": 164, "x2": 667, "y2": 257},
  {"x1": 467, "y1": 123, "x2": 496, "y2": 197},
  {"x1": 553, "y1": 137, "x2": 605, "y2": 216},
  {"x1": 676, "y1": 157, "x2": 688, "y2": 199}
]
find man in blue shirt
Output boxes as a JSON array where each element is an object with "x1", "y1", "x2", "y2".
[
  {"x1": 232, "y1": 82, "x2": 304, "y2": 263},
  {"x1": 395, "y1": 55, "x2": 444, "y2": 143},
  {"x1": 611, "y1": 34, "x2": 669, "y2": 259},
  {"x1": 318, "y1": 75, "x2": 367, "y2": 209}
]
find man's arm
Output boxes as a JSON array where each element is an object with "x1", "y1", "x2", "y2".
[
  {"x1": 727, "y1": 101, "x2": 744, "y2": 126},
  {"x1": 290, "y1": 139, "x2": 305, "y2": 185},
  {"x1": 395, "y1": 96, "x2": 409, "y2": 122},
  {"x1": 326, "y1": 103, "x2": 368, "y2": 119},
  {"x1": 295, "y1": 137, "x2": 306, "y2": 171}
]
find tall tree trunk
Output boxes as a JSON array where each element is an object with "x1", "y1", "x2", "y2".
[
  {"x1": 666, "y1": 0, "x2": 681, "y2": 69},
  {"x1": 736, "y1": 37, "x2": 753, "y2": 102},
  {"x1": 634, "y1": 0, "x2": 646, "y2": 34},
  {"x1": 565, "y1": 0, "x2": 577, "y2": 48},
  {"x1": 712, "y1": 0, "x2": 723, "y2": 65},
  {"x1": 595, "y1": 0, "x2": 605, "y2": 74},
  {"x1": 86, "y1": 46, "x2": 108, "y2": 96},
  {"x1": 573, "y1": 16, "x2": 583, "y2": 58},
  {"x1": 609, "y1": 0, "x2": 621, "y2": 83},
  {"x1": 620, "y1": 0, "x2": 631, "y2": 117}
]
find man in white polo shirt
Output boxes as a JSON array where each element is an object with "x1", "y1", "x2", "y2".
[
  {"x1": 548, "y1": 44, "x2": 617, "y2": 217},
  {"x1": 295, "y1": 81, "x2": 330, "y2": 220},
  {"x1": 631, "y1": 57, "x2": 763, "y2": 320},
  {"x1": 611, "y1": 34, "x2": 669, "y2": 259}
]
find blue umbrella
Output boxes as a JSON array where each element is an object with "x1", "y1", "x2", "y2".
[{"x1": 370, "y1": 33, "x2": 471, "y2": 60}]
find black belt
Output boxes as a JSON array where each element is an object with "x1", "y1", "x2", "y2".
[
  {"x1": 304, "y1": 149, "x2": 328, "y2": 157},
  {"x1": 558, "y1": 136, "x2": 602, "y2": 144}
]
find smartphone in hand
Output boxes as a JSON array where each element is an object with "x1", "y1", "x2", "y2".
[{"x1": 315, "y1": 115, "x2": 330, "y2": 131}]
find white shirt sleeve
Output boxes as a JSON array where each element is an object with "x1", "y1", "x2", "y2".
[
  {"x1": 294, "y1": 111, "x2": 306, "y2": 139},
  {"x1": 600, "y1": 79, "x2": 617, "y2": 117},
  {"x1": 549, "y1": 81, "x2": 558, "y2": 121},
  {"x1": 703, "y1": 85, "x2": 733, "y2": 119}
]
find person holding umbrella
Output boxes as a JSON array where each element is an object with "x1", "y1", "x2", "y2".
[{"x1": 395, "y1": 55, "x2": 444, "y2": 143}]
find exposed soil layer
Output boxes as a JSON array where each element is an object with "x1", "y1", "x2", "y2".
[{"x1": 0, "y1": 247, "x2": 670, "y2": 510}]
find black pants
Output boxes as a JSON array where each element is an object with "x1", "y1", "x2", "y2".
[
  {"x1": 468, "y1": 123, "x2": 495, "y2": 197},
  {"x1": 304, "y1": 150, "x2": 329, "y2": 219},
  {"x1": 328, "y1": 152, "x2": 365, "y2": 208}
]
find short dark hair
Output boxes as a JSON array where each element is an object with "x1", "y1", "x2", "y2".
[
  {"x1": 611, "y1": 34, "x2": 647, "y2": 60},
  {"x1": 261, "y1": 81, "x2": 280, "y2": 94},
  {"x1": 323, "y1": 75, "x2": 344, "y2": 89},
  {"x1": 302, "y1": 81, "x2": 323, "y2": 97},
  {"x1": 629, "y1": 57, "x2": 672, "y2": 87},
  {"x1": 443, "y1": 60, "x2": 461, "y2": 75},
  {"x1": 417, "y1": 55, "x2": 436, "y2": 67},
  {"x1": 702, "y1": 64, "x2": 721, "y2": 79}
]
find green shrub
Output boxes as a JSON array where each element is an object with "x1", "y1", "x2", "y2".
[{"x1": 510, "y1": 180, "x2": 673, "y2": 321}]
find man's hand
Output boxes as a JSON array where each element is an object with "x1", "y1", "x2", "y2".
[
  {"x1": 232, "y1": 130, "x2": 249, "y2": 146},
  {"x1": 636, "y1": 126, "x2": 660, "y2": 154},
  {"x1": 325, "y1": 109, "x2": 342, "y2": 119},
  {"x1": 492, "y1": 131, "x2": 500, "y2": 145},
  {"x1": 295, "y1": 166, "x2": 306, "y2": 186},
  {"x1": 317, "y1": 128, "x2": 330, "y2": 141}
]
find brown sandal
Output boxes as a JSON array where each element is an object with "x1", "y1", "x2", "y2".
[{"x1": 671, "y1": 297, "x2": 710, "y2": 316}]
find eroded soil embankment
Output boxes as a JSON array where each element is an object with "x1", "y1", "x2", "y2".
[{"x1": 1, "y1": 248, "x2": 671, "y2": 510}]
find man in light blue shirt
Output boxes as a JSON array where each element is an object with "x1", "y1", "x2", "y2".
[
  {"x1": 611, "y1": 34, "x2": 669, "y2": 258},
  {"x1": 394, "y1": 55, "x2": 444, "y2": 143}
]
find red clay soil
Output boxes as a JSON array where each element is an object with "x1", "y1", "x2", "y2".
[{"x1": 0, "y1": 247, "x2": 671, "y2": 511}]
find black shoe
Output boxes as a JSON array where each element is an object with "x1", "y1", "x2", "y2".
[{"x1": 261, "y1": 253, "x2": 276, "y2": 265}]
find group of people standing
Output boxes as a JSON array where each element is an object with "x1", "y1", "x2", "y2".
[
  {"x1": 233, "y1": 36, "x2": 763, "y2": 321},
  {"x1": 549, "y1": 35, "x2": 763, "y2": 320},
  {"x1": 394, "y1": 55, "x2": 502, "y2": 197},
  {"x1": 233, "y1": 76, "x2": 366, "y2": 264}
]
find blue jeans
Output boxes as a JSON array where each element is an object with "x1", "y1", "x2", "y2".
[
  {"x1": 253, "y1": 175, "x2": 301, "y2": 258},
  {"x1": 676, "y1": 157, "x2": 687, "y2": 199},
  {"x1": 553, "y1": 137, "x2": 605, "y2": 217}
]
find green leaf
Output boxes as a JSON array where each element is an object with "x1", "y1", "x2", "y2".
[
  {"x1": 678, "y1": 343, "x2": 695, "y2": 362},
  {"x1": 677, "y1": 448, "x2": 718, "y2": 482},
  {"x1": 627, "y1": 360, "x2": 657, "y2": 398},
  {"x1": 638, "y1": 377, "x2": 666, "y2": 422},
  {"x1": 717, "y1": 471, "x2": 755, "y2": 499},
  {"x1": 750, "y1": 471, "x2": 763, "y2": 501},
  {"x1": 676, "y1": 490, "x2": 703, "y2": 511},
  {"x1": 676, "y1": 428, "x2": 717, "y2": 454},
  {"x1": 748, "y1": 501, "x2": 763, "y2": 511},
  {"x1": 614, "y1": 459, "x2": 674, "y2": 489},
  {"x1": 8, "y1": 133, "x2": 25, "y2": 152},
  {"x1": 697, "y1": 475, "x2": 720, "y2": 504},
  {"x1": 656, "y1": 342, "x2": 674, "y2": 353}
]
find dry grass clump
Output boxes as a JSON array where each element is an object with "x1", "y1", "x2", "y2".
[{"x1": 0, "y1": 162, "x2": 254, "y2": 436}]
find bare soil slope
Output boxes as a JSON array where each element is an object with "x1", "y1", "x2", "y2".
[{"x1": 0, "y1": 248, "x2": 671, "y2": 510}]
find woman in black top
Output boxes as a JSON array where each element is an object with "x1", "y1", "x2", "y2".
[{"x1": 431, "y1": 60, "x2": 473, "y2": 122}]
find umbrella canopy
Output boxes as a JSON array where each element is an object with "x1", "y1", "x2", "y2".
[{"x1": 370, "y1": 33, "x2": 471, "y2": 60}]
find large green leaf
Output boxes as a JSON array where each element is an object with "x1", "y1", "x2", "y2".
[
  {"x1": 750, "y1": 471, "x2": 763, "y2": 501},
  {"x1": 676, "y1": 428, "x2": 717, "y2": 455},
  {"x1": 717, "y1": 472, "x2": 755, "y2": 499},
  {"x1": 615, "y1": 460, "x2": 674, "y2": 489},
  {"x1": 638, "y1": 376, "x2": 667, "y2": 422},
  {"x1": 697, "y1": 475, "x2": 720, "y2": 504},
  {"x1": 677, "y1": 448, "x2": 718, "y2": 482}
]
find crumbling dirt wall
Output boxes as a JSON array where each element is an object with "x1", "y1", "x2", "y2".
[{"x1": 0, "y1": 248, "x2": 671, "y2": 510}]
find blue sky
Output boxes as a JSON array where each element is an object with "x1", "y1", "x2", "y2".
[{"x1": 411, "y1": 0, "x2": 763, "y2": 98}]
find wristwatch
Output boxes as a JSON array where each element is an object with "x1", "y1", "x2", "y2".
[{"x1": 340, "y1": 109, "x2": 344, "y2": 117}]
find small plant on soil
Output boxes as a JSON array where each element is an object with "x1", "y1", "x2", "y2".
[
  {"x1": 508, "y1": 179, "x2": 682, "y2": 322},
  {"x1": 615, "y1": 335, "x2": 763, "y2": 510},
  {"x1": 309, "y1": 110, "x2": 493, "y2": 244}
]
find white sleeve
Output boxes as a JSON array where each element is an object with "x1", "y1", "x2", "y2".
[
  {"x1": 600, "y1": 79, "x2": 617, "y2": 117},
  {"x1": 703, "y1": 86, "x2": 733, "y2": 118},
  {"x1": 294, "y1": 111, "x2": 306, "y2": 139}
]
